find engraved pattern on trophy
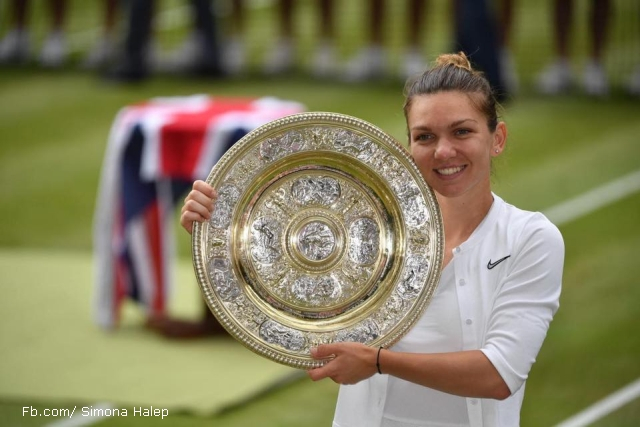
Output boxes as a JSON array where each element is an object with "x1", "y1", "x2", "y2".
[
  {"x1": 259, "y1": 131, "x2": 307, "y2": 161},
  {"x1": 335, "y1": 319, "x2": 380, "y2": 343},
  {"x1": 228, "y1": 146, "x2": 264, "y2": 188},
  {"x1": 224, "y1": 292, "x2": 269, "y2": 334},
  {"x1": 348, "y1": 217, "x2": 380, "y2": 265},
  {"x1": 250, "y1": 216, "x2": 283, "y2": 263},
  {"x1": 259, "y1": 319, "x2": 307, "y2": 351},
  {"x1": 210, "y1": 183, "x2": 241, "y2": 229},
  {"x1": 206, "y1": 227, "x2": 229, "y2": 258},
  {"x1": 291, "y1": 275, "x2": 342, "y2": 307},
  {"x1": 332, "y1": 128, "x2": 377, "y2": 162},
  {"x1": 298, "y1": 221, "x2": 336, "y2": 261},
  {"x1": 208, "y1": 258, "x2": 241, "y2": 302},
  {"x1": 244, "y1": 171, "x2": 384, "y2": 315},
  {"x1": 395, "y1": 183, "x2": 428, "y2": 227},
  {"x1": 291, "y1": 176, "x2": 341, "y2": 206},
  {"x1": 371, "y1": 293, "x2": 407, "y2": 333},
  {"x1": 397, "y1": 254, "x2": 430, "y2": 300}
]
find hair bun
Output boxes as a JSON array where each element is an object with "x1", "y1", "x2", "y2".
[{"x1": 435, "y1": 52, "x2": 472, "y2": 71}]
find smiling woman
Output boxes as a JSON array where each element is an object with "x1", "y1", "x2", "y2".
[
  {"x1": 179, "y1": 52, "x2": 565, "y2": 427},
  {"x1": 306, "y1": 52, "x2": 564, "y2": 427}
]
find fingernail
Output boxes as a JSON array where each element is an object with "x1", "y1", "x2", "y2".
[{"x1": 310, "y1": 347, "x2": 317, "y2": 356}]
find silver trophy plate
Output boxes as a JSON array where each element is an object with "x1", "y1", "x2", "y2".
[{"x1": 192, "y1": 112, "x2": 444, "y2": 369}]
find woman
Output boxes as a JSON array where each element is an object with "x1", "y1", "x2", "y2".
[{"x1": 180, "y1": 52, "x2": 564, "y2": 426}]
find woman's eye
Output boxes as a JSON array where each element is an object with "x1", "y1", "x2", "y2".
[
  {"x1": 413, "y1": 134, "x2": 432, "y2": 143},
  {"x1": 455, "y1": 129, "x2": 471, "y2": 136}
]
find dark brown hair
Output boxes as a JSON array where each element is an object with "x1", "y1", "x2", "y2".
[{"x1": 403, "y1": 52, "x2": 500, "y2": 133}]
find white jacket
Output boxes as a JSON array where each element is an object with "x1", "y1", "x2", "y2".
[{"x1": 333, "y1": 194, "x2": 565, "y2": 427}]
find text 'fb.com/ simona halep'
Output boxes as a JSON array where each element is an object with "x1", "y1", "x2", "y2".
[{"x1": 22, "y1": 405, "x2": 169, "y2": 420}]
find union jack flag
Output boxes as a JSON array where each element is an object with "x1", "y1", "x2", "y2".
[{"x1": 93, "y1": 95, "x2": 305, "y2": 328}]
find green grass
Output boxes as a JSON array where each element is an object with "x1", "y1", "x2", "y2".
[{"x1": 1, "y1": 0, "x2": 639, "y2": 426}]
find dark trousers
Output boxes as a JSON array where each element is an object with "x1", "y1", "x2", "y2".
[
  {"x1": 122, "y1": 0, "x2": 221, "y2": 76},
  {"x1": 454, "y1": 0, "x2": 507, "y2": 101}
]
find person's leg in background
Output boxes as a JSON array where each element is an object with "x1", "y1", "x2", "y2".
[
  {"x1": 497, "y1": 0, "x2": 519, "y2": 94},
  {"x1": 84, "y1": 0, "x2": 120, "y2": 69},
  {"x1": 311, "y1": 0, "x2": 338, "y2": 78},
  {"x1": 400, "y1": 0, "x2": 429, "y2": 81},
  {"x1": 536, "y1": 0, "x2": 574, "y2": 94},
  {"x1": 221, "y1": 0, "x2": 246, "y2": 75},
  {"x1": 106, "y1": 0, "x2": 155, "y2": 82},
  {"x1": 582, "y1": 0, "x2": 611, "y2": 95},
  {"x1": 40, "y1": 0, "x2": 68, "y2": 68},
  {"x1": 187, "y1": 0, "x2": 225, "y2": 77},
  {"x1": 263, "y1": 0, "x2": 296, "y2": 74},
  {"x1": 0, "y1": 0, "x2": 31, "y2": 64},
  {"x1": 454, "y1": 0, "x2": 507, "y2": 101},
  {"x1": 164, "y1": 0, "x2": 225, "y2": 77},
  {"x1": 626, "y1": 6, "x2": 640, "y2": 96},
  {"x1": 344, "y1": 0, "x2": 387, "y2": 81}
]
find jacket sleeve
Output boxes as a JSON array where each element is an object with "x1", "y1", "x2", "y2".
[{"x1": 480, "y1": 214, "x2": 565, "y2": 394}]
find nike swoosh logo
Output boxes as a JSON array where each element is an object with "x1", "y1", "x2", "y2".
[{"x1": 487, "y1": 255, "x2": 511, "y2": 270}]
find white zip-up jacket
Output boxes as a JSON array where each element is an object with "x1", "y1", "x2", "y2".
[{"x1": 333, "y1": 194, "x2": 565, "y2": 427}]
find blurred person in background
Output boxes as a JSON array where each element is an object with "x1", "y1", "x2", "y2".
[
  {"x1": 625, "y1": 7, "x2": 640, "y2": 96},
  {"x1": 343, "y1": 0, "x2": 386, "y2": 81},
  {"x1": 399, "y1": 0, "x2": 430, "y2": 81},
  {"x1": 106, "y1": 0, "x2": 224, "y2": 82},
  {"x1": 0, "y1": 0, "x2": 68, "y2": 67},
  {"x1": 83, "y1": 0, "x2": 120, "y2": 70},
  {"x1": 220, "y1": 0, "x2": 247, "y2": 75},
  {"x1": 454, "y1": 0, "x2": 508, "y2": 101},
  {"x1": 536, "y1": 0, "x2": 612, "y2": 96},
  {"x1": 227, "y1": 0, "x2": 337, "y2": 76},
  {"x1": 399, "y1": 0, "x2": 519, "y2": 89},
  {"x1": 260, "y1": 0, "x2": 296, "y2": 75},
  {"x1": 180, "y1": 51, "x2": 564, "y2": 426},
  {"x1": 344, "y1": 0, "x2": 435, "y2": 82},
  {"x1": 309, "y1": 0, "x2": 337, "y2": 78},
  {"x1": 496, "y1": 0, "x2": 519, "y2": 94}
]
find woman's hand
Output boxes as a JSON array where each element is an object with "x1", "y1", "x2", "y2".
[
  {"x1": 180, "y1": 180, "x2": 217, "y2": 234},
  {"x1": 307, "y1": 342, "x2": 378, "y2": 385}
]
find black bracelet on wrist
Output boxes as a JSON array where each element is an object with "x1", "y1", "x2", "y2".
[{"x1": 376, "y1": 346, "x2": 384, "y2": 374}]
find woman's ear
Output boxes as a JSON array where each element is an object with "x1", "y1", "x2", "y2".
[{"x1": 491, "y1": 122, "x2": 507, "y2": 157}]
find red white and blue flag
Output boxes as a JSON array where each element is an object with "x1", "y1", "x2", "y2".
[{"x1": 93, "y1": 95, "x2": 305, "y2": 328}]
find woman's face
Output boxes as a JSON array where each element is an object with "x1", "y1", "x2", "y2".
[{"x1": 407, "y1": 91, "x2": 506, "y2": 201}]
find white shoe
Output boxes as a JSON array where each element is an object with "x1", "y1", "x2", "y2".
[
  {"x1": 582, "y1": 60, "x2": 609, "y2": 96},
  {"x1": 536, "y1": 59, "x2": 573, "y2": 94},
  {"x1": 40, "y1": 31, "x2": 67, "y2": 68},
  {"x1": 0, "y1": 29, "x2": 30, "y2": 64},
  {"x1": 223, "y1": 37, "x2": 245, "y2": 75},
  {"x1": 400, "y1": 47, "x2": 425, "y2": 81},
  {"x1": 311, "y1": 41, "x2": 337, "y2": 78},
  {"x1": 500, "y1": 48, "x2": 519, "y2": 94},
  {"x1": 344, "y1": 45, "x2": 387, "y2": 82},
  {"x1": 83, "y1": 37, "x2": 115, "y2": 69},
  {"x1": 263, "y1": 38, "x2": 294, "y2": 75},
  {"x1": 626, "y1": 67, "x2": 640, "y2": 96}
]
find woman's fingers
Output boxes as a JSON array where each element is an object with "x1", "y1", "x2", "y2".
[
  {"x1": 180, "y1": 180, "x2": 218, "y2": 234},
  {"x1": 180, "y1": 210, "x2": 205, "y2": 234},
  {"x1": 183, "y1": 190, "x2": 215, "y2": 216},
  {"x1": 193, "y1": 180, "x2": 217, "y2": 199}
]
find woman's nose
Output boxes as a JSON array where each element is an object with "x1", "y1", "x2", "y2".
[{"x1": 434, "y1": 138, "x2": 456, "y2": 159}]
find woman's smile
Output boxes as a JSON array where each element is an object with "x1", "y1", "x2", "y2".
[{"x1": 435, "y1": 165, "x2": 467, "y2": 177}]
